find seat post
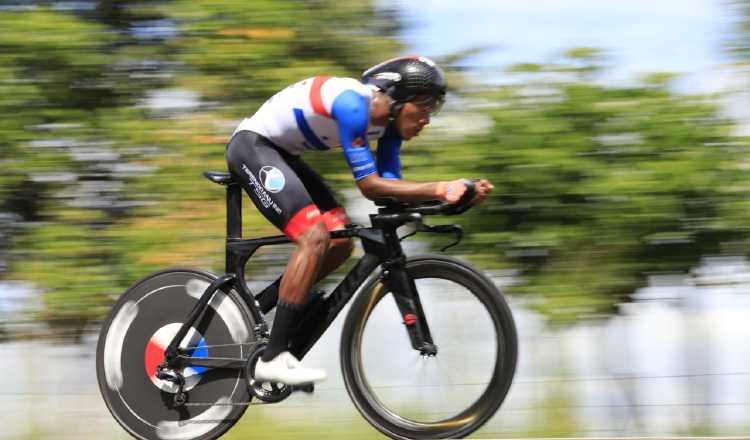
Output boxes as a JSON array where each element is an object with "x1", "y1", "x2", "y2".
[{"x1": 226, "y1": 183, "x2": 242, "y2": 240}]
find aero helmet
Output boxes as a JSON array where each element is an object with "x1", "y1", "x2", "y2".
[{"x1": 362, "y1": 55, "x2": 446, "y2": 117}]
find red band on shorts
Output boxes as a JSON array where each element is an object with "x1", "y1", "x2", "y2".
[
  {"x1": 321, "y1": 207, "x2": 348, "y2": 231},
  {"x1": 284, "y1": 204, "x2": 322, "y2": 241}
]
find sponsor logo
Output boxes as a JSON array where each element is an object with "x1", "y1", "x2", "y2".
[
  {"x1": 349, "y1": 150, "x2": 370, "y2": 164},
  {"x1": 259, "y1": 166, "x2": 286, "y2": 193},
  {"x1": 374, "y1": 72, "x2": 401, "y2": 82},
  {"x1": 241, "y1": 164, "x2": 282, "y2": 215}
]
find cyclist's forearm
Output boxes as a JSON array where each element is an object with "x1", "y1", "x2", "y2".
[{"x1": 356, "y1": 174, "x2": 440, "y2": 202}]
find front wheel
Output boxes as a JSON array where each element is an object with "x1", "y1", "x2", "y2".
[
  {"x1": 96, "y1": 268, "x2": 256, "y2": 440},
  {"x1": 340, "y1": 255, "x2": 517, "y2": 440}
]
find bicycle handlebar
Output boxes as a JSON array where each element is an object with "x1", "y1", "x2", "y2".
[{"x1": 373, "y1": 179, "x2": 477, "y2": 216}]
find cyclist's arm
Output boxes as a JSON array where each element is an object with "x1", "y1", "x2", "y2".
[
  {"x1": 361, "y1": 129, "x2": 443, "y2": 201},
  {"x1": 357, "y1": 173, "x2": 444, "y2": 202},
  {"x1": 332, "y1": 90, "x2": 378, "y2": 181},
  {"x1": 331, "y1": 91, "x2": 449, "y2": 202}
]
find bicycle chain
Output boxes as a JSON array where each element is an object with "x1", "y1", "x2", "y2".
[
  {"x1": 183, "y1": 341, "x2": 263, "y2": 350},
  {"x1": 182, "y1": 400, "x2": 265, "y2": 407}
]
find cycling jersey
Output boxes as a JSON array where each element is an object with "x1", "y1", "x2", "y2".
[
  {"x1": 227, "y1": 76, "x2": 403, "y2": 240},
  {"x1": 234, "y1": 76, "x2": 403, "y2": 181}
]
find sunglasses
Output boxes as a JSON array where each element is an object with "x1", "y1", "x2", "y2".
[{"x1": 410, "y1": 95, "x2": 445, "y2": 116}]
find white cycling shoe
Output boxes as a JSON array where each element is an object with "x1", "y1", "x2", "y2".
[{"x1": 254, "y1": 351, "x2": 327, "y2": 385}]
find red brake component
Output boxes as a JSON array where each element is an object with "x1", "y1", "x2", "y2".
[{"x1": 403, "y1": 313, "x2": 417, "y2": 326}]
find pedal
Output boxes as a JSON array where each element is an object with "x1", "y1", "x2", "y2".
[
  {"x1": 291, "y1": 383, "x2": 314, "y2": 394},
  {"x1": 156, "y1": 365, "x2": 184, "y2": 384}
]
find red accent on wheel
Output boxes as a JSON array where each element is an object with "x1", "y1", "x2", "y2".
[
  {"x1": 144, "y1": 338, "x2": 165, "y2": 380},
  {"x1": 403, "y1": 314, "x2": 417, "y2": 326}
]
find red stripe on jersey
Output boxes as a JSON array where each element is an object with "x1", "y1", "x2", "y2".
[
  {"x1": 284, "y1": 204, "x2": 322, "y2": 241},
  {"x1": 321, "y1": 207, "x2": 349, "y2": 231},
  {"x1": 310, "y1": 76, "x2": 332, "y2": 118}
]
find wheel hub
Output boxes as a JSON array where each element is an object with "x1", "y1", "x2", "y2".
[{"x1": 144, "y1": 323, "x2": 208, "y2": 393}]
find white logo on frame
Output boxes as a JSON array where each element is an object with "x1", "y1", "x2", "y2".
[{"x1": 258, "y1": 166, "x2": 285, "y2": 193}]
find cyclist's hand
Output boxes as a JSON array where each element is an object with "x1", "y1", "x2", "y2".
[
  {"x1": 436, "y1": 180, "x2": 468, "y2": 204},
  {"x1": 472, "y1": 179, "x2": 494, "y2": 206}
]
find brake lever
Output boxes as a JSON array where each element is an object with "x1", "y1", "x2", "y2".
[
  {"x1": 438, "y1": 225, "x2": 463, "y2": 251},
  {"x1": 402, "y1": 223, "x2": 463, "y2": 251}
]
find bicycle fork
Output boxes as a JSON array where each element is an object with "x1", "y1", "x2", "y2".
[{"x1": 381, "y1": 258, "x2": 437, "y2": 357}]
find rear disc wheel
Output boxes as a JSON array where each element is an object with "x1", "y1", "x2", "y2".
[{"x1": 96, "y1": 268, "x2": 256, "y2": 440}]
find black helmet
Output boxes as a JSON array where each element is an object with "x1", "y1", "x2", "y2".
[{"x1": 362, "y1": 55, "x2": 446, "y2": 115}]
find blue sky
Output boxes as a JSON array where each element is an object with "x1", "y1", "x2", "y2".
[{"x1": 380, "y1": 0, "x2": 737, "y2": 90}]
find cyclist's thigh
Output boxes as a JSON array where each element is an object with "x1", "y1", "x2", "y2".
[
  {"x1": 286, "y1": 154, "x2": 349, "y2": 230},
  {"x1": 226, "y1": 131, "x2": 321, "y2": 240}
]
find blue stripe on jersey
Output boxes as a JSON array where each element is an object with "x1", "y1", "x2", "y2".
[
  {"x1": 331, "y1": 90, "x2": 377, "y2": 181},
  {"x1": 293, "y1": 108, "x2": 329, "y2": 151}
]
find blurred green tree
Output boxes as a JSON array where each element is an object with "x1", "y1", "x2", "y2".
[
  {"x1": 3, "y1": 1, "x2": 749, "y2": 336},
  {"x1": 729, "y1": 0, "x2": 750, "y2": 62},
  {"x1": 0, "y1": 0, "x2": 403, "y2": 338},
  {"x1": 405, "y1": 50, "x2": 750, "y2": 324}
]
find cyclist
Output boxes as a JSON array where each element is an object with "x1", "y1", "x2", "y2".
[{"x1": 226, "y1": 55, "x2": 494, "y2": 385}]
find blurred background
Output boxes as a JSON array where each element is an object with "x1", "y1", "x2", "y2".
[{"x1": 1, "y1": 0, "x2": 750, "y2": 438}]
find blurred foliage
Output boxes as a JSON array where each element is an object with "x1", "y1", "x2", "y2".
[
  {"x1": 407, "y1": 51, "x2": 750, "y2": 324},
  {"x1": 729, "y1": 0, "x2": 750, "y2": 62},
  {"x1": 0, "y1": 0, "x2": 749, "y2": 335},
  {"x1": 0, "y1": 0, "x2": 403, "y2": 339}
]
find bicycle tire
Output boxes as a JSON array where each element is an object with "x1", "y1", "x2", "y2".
[
  {"x1": 340, "y1": 254, "x2": 517, "y2": 440},
  {"x1": 96, "y1": 268, "x2": 256, "y2": 440}
]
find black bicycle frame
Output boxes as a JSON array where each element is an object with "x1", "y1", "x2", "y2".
[{"x1": 164, "y1": 178, "x2": 435, "y2": 371}]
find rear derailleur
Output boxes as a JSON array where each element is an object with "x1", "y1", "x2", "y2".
[{"x1": 156, "y1": 364, "x2": 187, "y2": 407}]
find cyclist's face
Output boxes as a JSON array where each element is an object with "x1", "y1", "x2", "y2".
[{"x1": 396, "y1": 98, "x2": 434, "y2": 140}]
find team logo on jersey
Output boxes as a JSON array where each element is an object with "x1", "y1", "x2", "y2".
[{"x1": 259, "y1": 166, "x2": 286, "y2": 193}]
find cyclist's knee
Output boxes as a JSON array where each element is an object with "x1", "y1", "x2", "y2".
[
  {"x1": 296, "y1": 222, "x2": 330, "y2": 256},
  {"x1": 331, "y1": 237, "x2": 354, "y2": 259}
]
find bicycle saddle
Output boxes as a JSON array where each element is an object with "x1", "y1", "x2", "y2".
[{"x1": 203, "y1": 171, "x2": 236, "y2": 186}]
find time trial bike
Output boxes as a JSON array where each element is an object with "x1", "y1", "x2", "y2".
[{"x1": 96, "y1": 171, "x2": 517, "y2": 440}]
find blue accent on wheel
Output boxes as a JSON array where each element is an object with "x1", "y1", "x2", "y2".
[{"x1": 187, "y1": 337, "x2": 209, "y2": 375}]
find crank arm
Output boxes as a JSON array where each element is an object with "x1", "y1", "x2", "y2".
[{"x1": 174, "y1": 354, "x2": 246, "y2": 370}]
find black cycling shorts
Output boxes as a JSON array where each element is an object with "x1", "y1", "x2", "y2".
[{"x1": 226, "y1": 130, "x2": 349, "y2": 241}]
